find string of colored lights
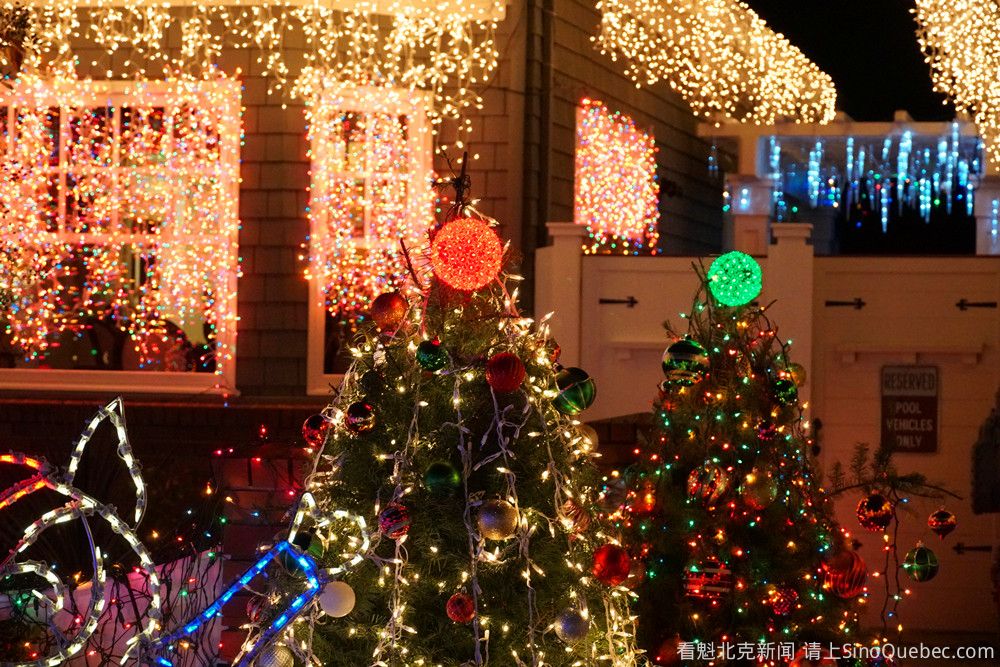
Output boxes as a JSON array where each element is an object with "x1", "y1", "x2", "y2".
[
  {"x1": 302, "y1": 81, "x2": 435, "y2": 320},
  {"x1": 0, "y1": 76, "x2": 241, "y2": 385},
  {"x1": 574, "y1": 99, "x2": 660, "y2": 255},
  {"x1": 914, "y1": 1, "x2": 1000, "y2": 164},
  {"x1": 593, "y1": 0, "x2": 837, "y2": 125}
]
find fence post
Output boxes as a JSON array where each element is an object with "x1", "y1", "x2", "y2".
[
  {"x1": 974, "y1": 175, "x2": 1000, "y2": 255},
  {"x1": 535, "y1": 222, "x2": 585, "y2": 366},
  {"x1": 767, "y1": 223, "x2": 815, "y2": 411}
]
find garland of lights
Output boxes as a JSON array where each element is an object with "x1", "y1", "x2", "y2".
[
  {"x1": 913, "y1": 1, "x2": 1000, "y2": 164},
  {"x1": 2, "y1": 2, "x2": 500, "y2": 138},
  {"x1": 574, "y1": 99, "x2": 660, "y2": 255},
  {"x1": 593, "y1": 0, "x2": 837, "y2": 124}
]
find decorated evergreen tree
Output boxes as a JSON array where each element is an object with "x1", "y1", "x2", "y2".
[
  {"x1": 622, "y1": 253, "x2": 862, "y2": 665},
  {"x1": 248, "y1": 191, "x2": 641, "y2": 666}
]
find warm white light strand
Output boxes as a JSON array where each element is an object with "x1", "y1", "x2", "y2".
[{"x1": 593, "y1": 0, "x2": 837, "y2": 124}]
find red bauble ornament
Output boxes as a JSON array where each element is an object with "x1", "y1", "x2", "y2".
[
  {"x1": 928, "y1": 507, "x2": 957, "y2": 539},
  {"x1": 378, "y1": 503, "x2": 411, "y2": 540},
  {"x1": 430, "y1": 217, "x2": 503, "y2": 291},
  {"x1": 856, "y1": 492, "x2": 893, "y2": 531},
  {"x1": 446, "y1": 591, "x2": 476, "y2": 623},
  {"x1": 485, "y1": 352, "x2": 526, "y2": 393},
  {"x1": 822, "y1": 549, "x2": 867, "y2": 599},
  {"x1": 591, "y1": 544, "x2": 631, "y2": 586},
  {"x1": 345, "y1": 401, "x2": 377, "y2": 434},
  {"x1": 768, "y1": 586, "x2": 799, "y2": 616},
  {"x1": 301, "y1": 413, "x2": 330, "y2": 448},
  {"x1": 370, "y1": 292, "x2": 408, "y2": 332}
]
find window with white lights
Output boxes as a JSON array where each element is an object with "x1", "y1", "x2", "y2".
[
  {"x1": 305, "y1": 83, "x2": 434, "y2": 394},
  {"x1": 0, "y1": 79, "x2": 241, "y2": 394}
]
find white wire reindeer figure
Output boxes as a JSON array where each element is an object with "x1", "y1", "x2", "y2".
[{"x1": 0, "y1": 398, "x2": 162, "y2": 667}]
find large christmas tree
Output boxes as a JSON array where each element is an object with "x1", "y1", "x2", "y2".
[
  {"x1": 248, "y1": 202, "x2": 641, "y2": 666},
  {"x1": 623, "y1": 254, "x2": 862, "y2": 664}
]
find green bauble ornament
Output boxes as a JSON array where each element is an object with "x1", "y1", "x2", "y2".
[
  {"x1": 553, "y1": 367, "x2": 596, "y2": 415},
  {"x1": 707, "y1": 251, "x2": 762, "y2": 307},
  {"x1": 416, "y1": 339, "x2": 448, "y2": 371},
  {"x1": 772, "y1": 377, "x2": 798, "y2": 405},
  {"x1": 903, "y1": 543, "x2": 939, "y2": 582},
  {"x1": 661, "y1": 338, "x2": 709, "y2": 386},
  {"x1": 291, "y1": 530, "x2": 325, "y2": 559},
  {"x1": 424, "y1": 461, "x2": 461, "y2": 496}
]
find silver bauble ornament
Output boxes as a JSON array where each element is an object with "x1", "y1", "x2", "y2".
[
  {"x1": 477, "y1": 499, "x2": 519, "y2": 540},
  {"x1": 318, "y1": 580, "x2": 356, "y2": 618},
  {"x1": 554, "y1": 608, "x2": 590, "y2": 643},
  {"x1": 254, "y1": 644, "x2": 295, "y2": 667}
]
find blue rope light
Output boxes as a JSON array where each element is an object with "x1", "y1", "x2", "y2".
[{"x1": 148, "y1": 540, "x2": 323, "y2": 667}]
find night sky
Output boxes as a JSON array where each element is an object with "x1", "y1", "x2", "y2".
[{"x1": 746, "y1": 0, "x2": 954, "y2": 121}]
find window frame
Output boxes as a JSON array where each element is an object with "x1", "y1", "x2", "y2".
[
  {"x1": 305, "y1": 84, "x2": 432, "y2": 396},
  {"x1": 0, "y1": 78, "x2": 242, "y2": 395}
]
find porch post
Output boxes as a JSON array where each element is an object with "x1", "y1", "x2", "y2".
[
  {"x1": 766, "y1": 223, "x2": 815, "y2": 410},
  {"x1": 535, "y1": 222, "x2": 585, "y2": 366}
]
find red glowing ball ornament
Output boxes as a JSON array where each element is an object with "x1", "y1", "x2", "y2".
[
  {"x1": 430, "y1": 217, "x2": 503, "y2": 292},
  {"x1": 591, "y1": 543, "x2": 631, "y2": 586},
  {"x1": 485, "y1": 351, "x2": 526, "y2": 393},
  {"x1": 822, "y1": 549, "x2": 867, "y2": 599},
  {"x1": 446, "y1": 591, "x2": 477, "y2": 623},
  {"x1": 370, "y1": 291, "x2": 408, "y2": 332}
]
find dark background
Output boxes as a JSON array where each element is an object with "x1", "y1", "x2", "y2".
[{"x1": 746, "y1": 0, "x2": 954, "y2": 121}]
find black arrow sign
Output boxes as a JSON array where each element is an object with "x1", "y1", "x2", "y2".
[
  {"x1": 956, "y1": 299, "x2": 998, "y2": 311},
  {"x1": 953, "y1": 542, "x2": 992, "y2": 555},
  {"x1": 599, "y1": 296, "x2": 638, "y2": 308},
  {"x1": 824, "y1": 298, "x2": 866, "y2": 310}
]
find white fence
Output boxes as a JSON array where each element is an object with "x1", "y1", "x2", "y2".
[{"x1": 536, "y1": 222, "x2": 1000, "y2": 633}]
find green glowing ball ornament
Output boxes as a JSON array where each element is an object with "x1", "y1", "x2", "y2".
[
  {"x1": 903, "y1": 543, "x2": 939, "y2": 582},
  {"x1": 661, "y1": 338, "x2": 709, "y2": 386},
  {"x1": 416, "y1": 339, "x2": 448, "y2": 372},
  {"x1": 707, "y1": 251, "x2": 762, "y2": 306},
  {"x1": 553, "y1": 367, "x2": 596, "y2": 415},
  {"x1": 423, "y1": 461, "x2": 461, "y2": 496}
]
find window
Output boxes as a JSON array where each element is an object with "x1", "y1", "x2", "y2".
[
  {"x1": 305, "y1": 84, "x2": 434, "y2": 394},
  {"x1": 0, "y1": 79, "x2": 241, "y2": 394},
  {"x1": 574, "y1": 99, "x2": 660, "y2": 255}
]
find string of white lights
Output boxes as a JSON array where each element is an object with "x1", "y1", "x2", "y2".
[
  {"x1": 593, "y1": 0, "x2": 837, "y2": 125},
  {"x1": 913, "y1": 0, "x2": 1000, "y2": 164}
]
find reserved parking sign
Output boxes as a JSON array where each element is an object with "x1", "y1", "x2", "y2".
[{"x1": 881, "y1": 366, "x2": 938, "y2": 453}]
